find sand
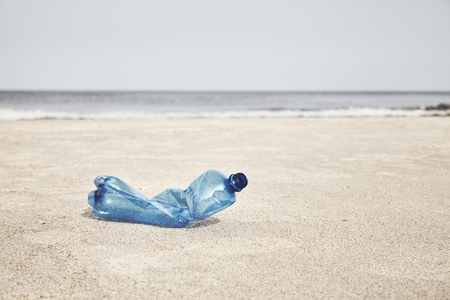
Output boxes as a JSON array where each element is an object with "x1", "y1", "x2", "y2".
[{"x1": 0, "y1": 118, "x2": 449, "y2": 299}]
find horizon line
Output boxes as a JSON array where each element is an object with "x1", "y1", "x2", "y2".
[{"x1": 1, "y1": 90, "x2": 450, "y2": 94}]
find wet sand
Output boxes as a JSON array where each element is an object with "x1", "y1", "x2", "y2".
[{"x1": 1, "y1": 118, "x2": 449, "y2": 298}]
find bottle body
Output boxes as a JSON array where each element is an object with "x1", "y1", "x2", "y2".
[{"x1": 88, "y1": 169, "x2": 238, "y2": 227}]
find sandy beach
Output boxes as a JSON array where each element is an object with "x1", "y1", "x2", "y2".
[{"x1": 1, "y1": 117, "x2": 449, "y2": 299}]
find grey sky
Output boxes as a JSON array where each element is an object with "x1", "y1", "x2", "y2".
[{"x1": 0, "y1": 0, "x2": 449, "y2": 91}]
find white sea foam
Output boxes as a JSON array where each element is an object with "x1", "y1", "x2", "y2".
[{"x1": 0, "y1": 107, "x2": 448, "y2": 120}]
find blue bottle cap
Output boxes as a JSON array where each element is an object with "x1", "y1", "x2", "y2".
[{"x1": 229, "y1": 173, "x2": 248, "y2": 192}]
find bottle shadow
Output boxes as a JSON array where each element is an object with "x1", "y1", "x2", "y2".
[
  {"x1": 185, "y1": 217, "x2": 220, "y2": 228},
  {"x1": 81, "y1": 208, "x2": 220, "y2": 228}
]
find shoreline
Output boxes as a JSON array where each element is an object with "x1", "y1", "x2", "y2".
[{"x1": 1, "y1": 106, "x2": 449, "y2": 121}]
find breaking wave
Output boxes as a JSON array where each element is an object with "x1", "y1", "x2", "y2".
[{"x1": 0, "y1": 107, "x2": 449, "y2": 120}]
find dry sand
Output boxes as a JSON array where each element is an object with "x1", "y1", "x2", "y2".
[{"x1": 0, "y1": 118, "x2": 449, "y2": 299}]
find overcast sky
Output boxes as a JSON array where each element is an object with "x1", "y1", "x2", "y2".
[{"x1": 0, "y1": 0, "x2": 449, "y2": 91}]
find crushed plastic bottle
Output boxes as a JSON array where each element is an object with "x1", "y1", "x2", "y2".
[{"x1": 88, "y1": 169, "x2": 248, "y2": 227}]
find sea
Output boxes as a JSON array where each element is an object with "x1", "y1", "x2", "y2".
[{"x1": 0, "y1": 91, "x2": 449, "y2": 120}]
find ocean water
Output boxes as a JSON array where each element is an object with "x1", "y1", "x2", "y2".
[{"x1": 0, "y1": 91, "x2": 449, "y2": 120}]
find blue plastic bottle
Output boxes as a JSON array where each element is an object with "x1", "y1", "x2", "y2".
[{"x1": 88, "y1": 169, "x2": 248, "y2": 227}]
